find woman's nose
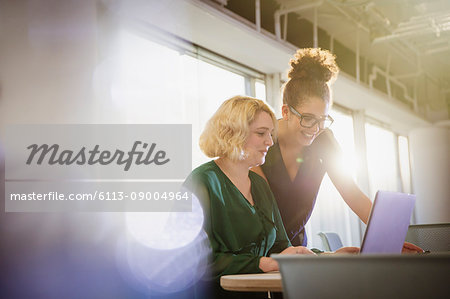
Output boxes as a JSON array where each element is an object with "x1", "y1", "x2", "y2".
[{"x1": 266, "y1": 133, "x2": 274, "y2": 146}]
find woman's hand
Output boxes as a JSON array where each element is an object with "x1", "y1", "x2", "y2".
[
  {"x1": 259, "y1": 257, "x2": 279, "y2": 272},
  {"x1": 402, "y1": 241, "x2": 424, "y2": 253},
  {"x1": 259, "y1": 246, "x2": 315, "y2": 272},
  {"x1": 280, "y1": 246, "x2": 316, "y2": 255},
  {"x1": 319, "y1": 246, "x2": 360, "y2": 255},
  {"x1": 333, "y1": 246, "x2": 360, "y2": 254}
]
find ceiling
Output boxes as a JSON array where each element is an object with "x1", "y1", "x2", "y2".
[
  {"x1": 275, "y1": 0, "x2": 450, "y2": 94},
  {"x1": 209, "y1": 0, "x2": 450, "y2": 118}
]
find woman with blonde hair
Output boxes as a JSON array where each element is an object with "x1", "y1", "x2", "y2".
[{"x1": 184, "y1": 95, "x2": 316, "y2": 298}]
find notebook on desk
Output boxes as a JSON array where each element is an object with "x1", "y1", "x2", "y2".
[{"x1": 360, "y1": 190, "x2": 415, "y2": 254}]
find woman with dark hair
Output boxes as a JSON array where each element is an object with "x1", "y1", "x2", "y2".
[{"x1": 252, "y1": 48, "x2": 422, "y2": 252}]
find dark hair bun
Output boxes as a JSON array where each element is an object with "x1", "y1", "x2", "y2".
[{"x1": 288, "y1": 48, "x2": 339, "y2": 84}]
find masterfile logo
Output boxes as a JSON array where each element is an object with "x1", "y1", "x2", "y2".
[
  {"x1": 4, "y1": 124, "x2": 192, "y2": 212},
  {"x1": 5, "y1": 124, "x2": 190, "y2": 180},
  {"x1": 26, "y1": 141, "x2": 170, "y2": 171}
]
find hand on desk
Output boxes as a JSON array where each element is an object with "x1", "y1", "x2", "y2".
[
  {"x1": 281, "y1": 246, "x2": 316, "y2": 255},
  {"x1": 323, "y1": 243, "x2": 423, "y2": 254},
  {"x1": 259, "y1": 246, "x2": 315, "y2": 272},
  {"x1": 320, "y1": 247, "x2": 360, "y2": 255},
  {"x1": 402, "y1": 241, "x2": 424, "y2": 253},
  {"x1": 334, "y1": 246, "x2": 360, "y2": 254},
  {"x1": 328, "y1": 243, "x2": 424, "y2": 254}
]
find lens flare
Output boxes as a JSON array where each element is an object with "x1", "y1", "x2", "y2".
[
  {"x1": 125, "y1": 190, "x2": 203, "y2": 250},
  {"x1": 117, "y1": 192, "x2": 210, "y2": 295}
]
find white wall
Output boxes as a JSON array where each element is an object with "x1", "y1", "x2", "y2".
[
  {"x1": 409, "y1": 123, "x2": 450, "y2": 224},
  {"x1": 0, "y1": 0, "x2": 126, "y2": 132}
]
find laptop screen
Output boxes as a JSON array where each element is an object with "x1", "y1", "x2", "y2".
[{"x1": 360, "y1": 191, "x2": 415, "y2": 254}]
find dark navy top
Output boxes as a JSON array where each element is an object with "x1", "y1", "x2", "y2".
[{"x1": 261, "y1": 129, "x2": 341, "y2": 246}]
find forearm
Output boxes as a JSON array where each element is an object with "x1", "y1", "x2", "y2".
[
  {"x1": 329, "y1": 170, "x2": 372, "y2": 224},
  {"x1": 341, "y1": 185, "x2": 372, "y2": 223}
]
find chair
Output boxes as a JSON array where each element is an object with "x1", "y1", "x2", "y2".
[
  {"x1": 317, "y1": 232, "x2": 343, "y2": 251},
  {"x1": 405, "y1": 223, "x2": 450, "y2": 252}
]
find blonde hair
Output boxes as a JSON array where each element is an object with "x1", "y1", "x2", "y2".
[{"x1": 200, "y1": 96, "x2": 276, "y2": 161}]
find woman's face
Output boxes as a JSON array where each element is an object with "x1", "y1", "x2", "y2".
[
  {"x1": 243, "y1": 111, "x2": 275, "y2": 167},
  {"x1": 283, "y1": 97, "x2": 330, "y2": 147}
]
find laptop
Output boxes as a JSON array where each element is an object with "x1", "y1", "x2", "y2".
[
  {"x1": 270, "y1": 191, "x2": 446, "y2": 299},
  {"x1": 272, "y1": 253, "x2": 449, "y2": 299},
  {"x1": 360, "y1": 190, "x2": 416, "y2": 254}
]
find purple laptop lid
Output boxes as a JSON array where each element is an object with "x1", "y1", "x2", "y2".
[{"x1": 361, "y1": 191, "x2": 416, "y2": 254}]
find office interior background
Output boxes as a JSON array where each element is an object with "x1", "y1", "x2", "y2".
[{"x1": 0, "y1": 0, "x2": 449, "y2": 297}]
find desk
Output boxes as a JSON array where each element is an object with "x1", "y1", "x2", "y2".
[
  {"x1": 221, "y1": 254, "x2": 450, "y2": 298},
  {"x1": 220, "y1": 272, "x2": 282, "y2": 292}
]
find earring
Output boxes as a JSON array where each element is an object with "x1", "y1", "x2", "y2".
[{"x1": 239, "y1": 149, "x2": 248, "y2": 160}]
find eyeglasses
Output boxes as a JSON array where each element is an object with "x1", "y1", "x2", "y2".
[{"x1": 289, "y1": 106, "x2": 334, "y2": 129}]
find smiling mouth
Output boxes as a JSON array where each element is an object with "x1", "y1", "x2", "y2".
[{"x1": 302, "y1": 132, "x2": 315, "y2": 138}]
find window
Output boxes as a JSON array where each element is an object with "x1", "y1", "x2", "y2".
[
  {"x1": 365, "y1": 123, "x2": 399, "y2": 199},
  {"x1": 183, "y1": 55, "x2": 247, "y2": 166},
  {"x1": 108, "y1": 31, "x2": 185, "y2": 123},
  {"x1": 110, "y1": 30, "x2": 415, "y2": 253},
  {"x1": 307, "y1": 116, "x2": 415, "y2": 249},
  {"x1": 106, "y1": 30, "x2": 251, "y2": 167},
  {"x1": 305, "y1": 108, "x2": 362, "y2": 248},
  {"x1": 398, "y1": 136, "x2": 412, "y2": 194},
  {"x1": 255, "y1": 80, "x2": 266, "y2": 101}
]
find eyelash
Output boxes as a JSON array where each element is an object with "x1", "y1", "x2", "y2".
[{"x1": 256, "y1": 132, "x2": 273, "y2": 138}]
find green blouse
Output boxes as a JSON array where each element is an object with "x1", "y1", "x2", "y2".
[{"x1": 184, "y1": 160, "x2": 291, "y2": 280}]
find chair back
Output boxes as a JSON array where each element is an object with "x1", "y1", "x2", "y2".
[
  {"x1": 405, "y1": 223, "x2": 450, "y2": 252},
  {"x1": 318, "y1": 232, "x2": 343, "y2": 251}
]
